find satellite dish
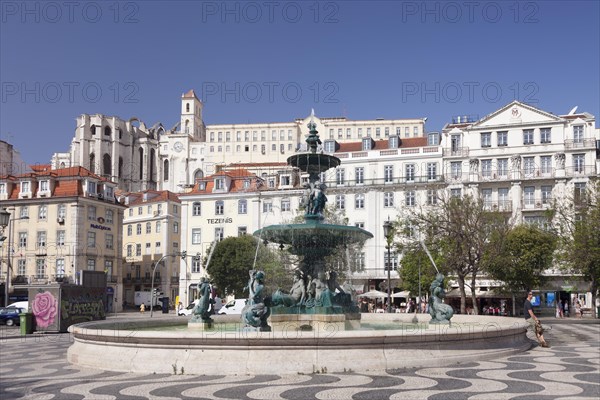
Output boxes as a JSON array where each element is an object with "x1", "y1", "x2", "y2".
[{"x1": 568, "y1": 106, "x2": 578, "y2": 115}]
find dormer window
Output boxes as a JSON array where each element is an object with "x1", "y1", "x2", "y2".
[
  {"x1": 362, "y1": 138, "x2": 373, "y2": 151},
  {"x1": 105, "y1": 186, "x2": 114, "y2": 199},
  {"x1": 427, "y1": 132, "x2": 439, "y2": 146},
  {"x1": 280, "y1": 175, "x2": 291, "y2": 186},
  {"x1": 0, "y1": 182, "x2": 6, "y2": 194},
  {"x1": 388, "y1": 136, "x2": 399, "y2": 149},
  {"x1": 243, "y1": 179, "x2": 251, "y2": 189},
  {"x1": 324, "y1": 140, "x2": 336, "y2": 153},
  {"x1": 87, "y1": 181, "x2": 97, "y2": 194},
  {"x1": 215, "y1": 178, "x2": 225, "y2": 190},
  {"x1": 21, "y1": 181, "x2": 31, "y2": 193},
  {"x1": 39, "y1": 180, "x2": 49, "y2": 191}
]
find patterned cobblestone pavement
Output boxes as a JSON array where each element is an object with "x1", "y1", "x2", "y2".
[{"x1": 1, "y1": 319, "x2": 598, "y2": 400}]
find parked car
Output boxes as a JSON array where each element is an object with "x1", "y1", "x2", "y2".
[
  {"x1": 0, "y1": 307, "x2": 24, "y2": 326},
  {"x1": 178, "y1": 299, "x2": 199, "y2": 316},
  {"x1": 217, "y1": 299, "x2": 247, "y2": 315},
  {"x1": 7, "y1": 301, "x2": 28, "y2": 312}
]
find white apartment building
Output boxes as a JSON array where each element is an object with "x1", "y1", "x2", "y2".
[
  {"x1": 121, "y1": 190, "x2": 181, "y2": 307},
  {"x1": 0, "y1": 166, "x2": 125, "y2": 310}
]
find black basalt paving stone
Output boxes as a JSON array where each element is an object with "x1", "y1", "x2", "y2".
[
  {"x1": 86, "y1": 382, "x2": 155, "y2": 400},
  {"x1": 562, "y1": 357, "x2": 599, "y2": 366},
  {"x1": 426, "y1": 377, "x2": 472, "y2": 391},
  {"x1": 149, "y1": 382, "x2": 223, "y2": 399},
  {"x1": 213, "y1": 385, "x2": 272, "y2": 400},
  {"x1": 507, "y1": 370, "x2": 553, "y2": 381},
  {"x1": 280, "y1": 386, "x2": 337, "y2": 400},
  {"x1": 445, "y1": 368, "x2": 485, "y2": 379},
  {"x1": 31, "y1": 382, "x2": 87, "y2": 400},
  {"x1": 428, "y1": 392, "x2": 473, "y2": 400},
  {"x1": 359, "y1": 375, "x2": 404, "y2": 387},
  {"x1": 575, "y1": 382, "x2": 600, "y2": 398},
  {"x1": 574, "y1": 372, "x2": 600, "y2": 384},
  {"x1": 495, "y1": 380, "x2": 547, "y2": 394},
  {"x1": 351, "y1": 388, "x2": 401, "y2": 400}
]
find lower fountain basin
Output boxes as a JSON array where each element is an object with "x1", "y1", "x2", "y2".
[{"x1": 68, "y1": 314, "x2": 530, "y2": 375}]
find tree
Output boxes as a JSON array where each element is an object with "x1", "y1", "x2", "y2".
[
  {"x1": 206, "y1": 235, "x2": 283, "y2": 297},
  {"x1": 398, "y1": 244, "x2": 439, "y2": 299},
  {"x1": 407, "y1": 193, "x2": 511, "y2": 315},
  {"x1": 485, "y1": 224, "x2": 556, "y2": 293},
  {"x1": 552, "y1": 179, "x2": 600, "y2": 316}
]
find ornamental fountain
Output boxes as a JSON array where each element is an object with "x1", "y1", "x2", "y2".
[{"x1": 67, "y1": 112, "x2": 531, "y2": 376}]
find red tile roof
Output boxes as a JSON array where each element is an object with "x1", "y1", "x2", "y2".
[{"x1": 124, "y1": 190, "x2": 181, "y2": 206}]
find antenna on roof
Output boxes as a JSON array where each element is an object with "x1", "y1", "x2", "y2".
[{"x1": 568, "y1": 106, "x2": 578, "y2": 115}]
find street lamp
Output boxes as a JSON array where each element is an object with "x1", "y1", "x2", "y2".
[{"x1": 383, "y1": 217, "x2": 394, "y2": 313}]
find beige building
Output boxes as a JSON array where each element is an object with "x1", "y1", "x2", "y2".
[
  {"x1": 121, "y1": 190, "x2": 181, "y2": 307},
  {"x1": 0, "y1": 165, "x2": 125, "y2": 310}
]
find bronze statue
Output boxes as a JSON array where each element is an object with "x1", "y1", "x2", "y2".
[{"x1": 428, "y1": 273, "x2": 454, "y2": 324}]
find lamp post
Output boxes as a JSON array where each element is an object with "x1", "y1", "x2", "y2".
[
  {"x1": 383, "y1": 217, "x2": 394, "y2": 313},
  {"x1": 1, "y1": 208, "x2": 10, "y2": 306}
]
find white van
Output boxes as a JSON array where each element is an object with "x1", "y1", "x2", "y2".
[
  {"x1": 217, "y1": 299, "x2": 247, "y2": 315},
  {"x1": 178, "y1": 299, "x2": 199, "y2": 316},
  {"x1": 7, "y1": 301, "x2": 28, "y2": 312}
]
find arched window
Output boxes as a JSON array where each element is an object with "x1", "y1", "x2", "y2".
[
  {"x1": 185, "y1": 119, "x2": 190, "y2": 133},
  {"x1": 103, "y1": 154, "x2": 111, "y2": 177},
  {"x1": 163, "y1": 159, "x2": 169, "y2": 181},
  {"x1": 138, "y1": 148, "x2": 144, "y2": 179},
  {"x1": 89, "y1": 153, "x2": 96, "y2": 173},
  {"x1": 60, "y1": 162, "x2": 65, "y2": 168},
  {"x1": 149, "y1": 149, "x2": 156, "y2": 182},
  {"x1": 104, "y1": 126, "x2": 111, "y2": 136},
  {"x1": 186, "y1": 103, "x2": 190, "y2": 113},
  {"x1": 90, "y1": 125, "x2": 97, "y2": 135},
  {"x1": 194, "y1": 169, "x2": 204, "y2": 182},
  {"x1": 192, "y1": 202, "x2": 201, "y2": 216},
  {"x1": 118, "y1": 157, "x2": 123, "y2": 178}
]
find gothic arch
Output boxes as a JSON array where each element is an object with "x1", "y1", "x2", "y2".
[
  {"x1": 150, "y1": 149, "x2": 156, "y2": 182},
  {"x1": 103, "y1": 154, "x2": 112, "y2": 177},
  {"x1": 194, "y1": 169, "x2": 204, "y2": 183},
  {"x1": 138, "y1": 147, "x2": 144, "y2": 180},
  {"x1": 89, "y1": 153, "x2": 96, "y2": 174},
  {"x1": 118, "y1": 157, "x2": 123, "y2": 179},
  {"x1": 163, "y1": 159, "x2": 169, "y2": 181}
]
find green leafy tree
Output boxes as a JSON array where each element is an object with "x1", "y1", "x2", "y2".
[
  {"x1": 206, "y1": 235, "x2": 283, "y2": 297},
  {"x1": 551, "y1": 180, "x2": 600, "y2": 315},
  {"x1": 485, "y1": 224, "x2": 556, "y2": 293},
  {"x1": 398, "y1": 245, "x2": 439, "y2": 299},
  {"x1": 407, "y1": 193, "x2": 511, "y2": 314}
]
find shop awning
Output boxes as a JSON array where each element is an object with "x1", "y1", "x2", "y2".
[{"x1": 446, "y1": 288, "x2": 511, "y2": 298}]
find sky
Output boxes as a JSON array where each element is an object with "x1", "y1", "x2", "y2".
[{"x1": 1, "y1": 0, "x2": 599, "y2": 166}]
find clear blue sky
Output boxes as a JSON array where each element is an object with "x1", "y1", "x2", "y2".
[{"x1": 1, "y1": 0, "x2": 599, "y2": 165}]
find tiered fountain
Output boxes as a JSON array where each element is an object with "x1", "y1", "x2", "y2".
[{"x1": 67, "y1": 113, "x2": 531, "y2": 376}]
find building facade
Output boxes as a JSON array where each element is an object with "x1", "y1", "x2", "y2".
[{"x1": 0, "y1": 166, "x2": 125, "y2": 310}]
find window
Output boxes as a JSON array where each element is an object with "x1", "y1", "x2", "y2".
[
  {"x1": 355, "y1": 222, "x2": 365, "y2": 228},
  {"x1": 36, "y1": 259, "x2": 46, "y2": 278},
  {"x1": 335, "y1": 195, "x2": 345, "y2": 210},
  {"x1": 145, "y1": 243, "x2": 151, "y2": 255},
  {"x1": 173, "y1": 205, "x2": 178, "y2": 214},
  {"x1": 450, "y1": 162, "x2": 462, "y2": 179},
  {"x1": 540, "y1": 156, "x2": 552, "y2": 174},
  {"x1": 263, "y1": 202, "x2": 272, "y2": 213},
  {"x1": 498, "y1": 188, "x2": 509, "y2": 210},
  {"x1": 541, "y1": 186, "x2": 552, "y2": 204},
  {"x1": 324, "y1": 140, "x2": 335, "y2": 153},
  {"x1": 540, "y1": 128, "x2": 551, "y2": 144},
  {"x1": 215, "y1": 227, "x2": 224, "y2": 242},
  {"x1": 87, "y1": 259, "x2": 95, "y2": 271},
  {"x1": 384, "y1": 192, "x2": 394, "y2": 207},
  {"x1": 404, "y1": 127, "x2": 410, "y2": 137},
  {"x1": 523, "y1": 129, "x2": 534, "y2": 145},
  {"x1": 355, "y1": 167, "x2": 364, "y2": 184},
  {"x1": 21, "y1": 181, "x2": 31, "y2": 193},
  {"x1": 427, "y1": 189, "x2": 438, "y2": 205},
  {"x1": 237, "y1": 226, "x2": 247, "y2": 236},
  {"x1": 347, "y1": 128, "x2": 352, "y2": 138},
  {"x1": 36, "y1": 231, "x2": 47, "y2": 248},
  {"x1": 523, "y1": 186, "x2": 535, "y2": 206},
  {"x1": 192, "y1": 202, "x2": 201, "y2": 216},
  {"x1": 358, "y1": 128, "x2": 363, "y2": 136},
  {"x1": 361, "y1": 138, "x2": 372, "y2": 150},
  {"x1": 136, "y1": 224, "x2": 142, "y2": 235},
  {"x1": 352, "y1": 252, "x2": 365, "y2": 272},
  {"x1": 0, "y1": 183, "x2": 5, "y2": 194},
  {"x1": 173, "y1": 222, "x2": 179, "y2": 233},
  {"x1": 280, "y1": 175, "x2": 291, "y2": 186},
  {"x1": 384, "y1": 165, "x2": 393, "y2": 183},
  {"x1": 147, "y1": 205, "x2": 152, "y2": 214},
  {"x1": 138, "y1": 207, "x2": 143, "y2": 215},
  {"x1": 128, "y1": 208, "x2": 133, "y2": 217},
  {"x1": 261, "y1": 145, "x2": 266, "y2": 154},
  {"x1": 19, "y1": 232, "x2": 27, "y2": 247},
  {"x1": 405, "y1": 191, "x2": 416, "y2": 206},
  {"x1": 573, "y1": 154, "x2": 585, "y2": 172},
  {"x1": 17, "y1": 259, "x2": 26, "y2": 276},
  {"x1": 146, "y1": 222, "x2": 151, "y2": 234},
  {"x1": 427, "y1": 132, "x2": 439, "y2": 146},
  {"x1": 156, "y1": 221, "x2": 161, "y2": 233},
  {"x1": 57, "y1": 230, "x2": 65, "y2": 246},
  {"x1": 87, "y1": 231, "x2": 96, "y2": 248},
  {"x1": 338, "y1": 128, "x2": 343, "y2": 139},
  {"x1": 482, "y1": 188, "x2": 492, "y2": 208},
  {"x1": 375, "y1": 128, "x2": 381, "y2": 138},
  {"x1": 238, "y1": 199, "x2": 247, "y2": 214},
  {"x1": 573, "y1": 125, "x2": 584, "y2": 143},
  {"x1": 87, "y1": 181, "x2": 96, "y2": 194},
  {"x1": 574, "y1": 182, "x2": 586, "y2": 204},
  {"x1": 281, "y1": 198, "x2": 291, "y2": 211},
  {"x1": 414, "y1": 126, "x2": 419, "y2": 136},
  {"x1": 336, "y1": 168, "x2": 345, "y2": 185},
  {"x1": 104, "y1": 260, "x2": 113, "y2": 277},
  {"x1": 105, "y1": 209, "x2": 113, "y2": 223},
  {"x1": 497, "y1": 158, "x2": 508, "y2": 177},
  {"x1": 329, "y1": 128, "x2": 334, "y2": 139},
  {"x1": 136, "y1": 244, "x2": 142, "y2": 256},
  {"x1": 355, "y1": 194, "x2": 365, "y2": 209},
  {"x1": 127, "y1": 225, "x2": 132, "y2": 236},
  {"x1": 39, "y1": 180, "x2": 49, "y2": 191},
  {"x1": 405, "y1": 164, "x2": 415, "y2": 182},
  {"x1": 192, "y1": 258, "x2": 201, "y2": 273},
  {"x1": 20, "y1": 206, "x2": 29, "y2": 218},
  {"x1": 127, "y1": 245, "x2": 133, "y2": 257},
  {"x1": 482, "y1": 159, "x2": 492, "y2": 178},
  {"x1": 389, "y1": 135, "x2": 399, "y2": 148},
  {"x1": 450, "y1": 188, "x2": 462, "y2": 198},
  {"x1": 157, "y1": 204, "x2": 162, "y2": 214},
  {"x1": 481, "y1": 132, "x2": 491, "y2": 147},
  {"x1": 384, "y1": 252, "x2": 398, "y2": 271},
  {"x1": 106, "y1": 234, "x2": 113, "y2": 250},
  {"x1": 56, "y1": 259, "x2": 65, "y2": 278},
  {"x1": 524, "y1": 157, "x2": 535, "y2": 175},
  {"x1": 427, "y1": 163, "x2": 437, "y2": 180},
  {"x1": 215, "y1": 201, "x2": 224, "y2": 215},
  {"x1": 38, "y1": 205, "x2": 48, "y2": 220}
]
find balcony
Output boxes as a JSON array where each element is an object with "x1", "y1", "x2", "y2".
[
  {"x1": 171, "y1": 276, "x2": 180, "y2": 284},
  {"x1": 443, "y1": 147, "x2": 470, "y2": 157},
  {"x1": 484, "y1": 201, "x2": 513, "y2": 212},
  {"x1": 565, "y1": 165, "x2": 596, "y2": 176},
  {"x1": 11, "y1": 275, "x2": 28, "y2": 285},
  {"x1": 30, "y1": 275, "x2": 49, "y2": 284},
  {"x1": 522, "y1": 198, "x2": 551, "y2": 211},
  {"x1": 107, "y1": 275, "x2": 118, "y2": 283},
  {"x1": 564, "y1": 138, "x2": 596, "y2": 149}
]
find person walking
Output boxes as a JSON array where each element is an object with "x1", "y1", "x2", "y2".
[
  {"x1": 524, "y1": 291, "x2": 548, "y2": 347},
  {"x1": 140, "y1": 303, "x2": 145, "y2": 314}
]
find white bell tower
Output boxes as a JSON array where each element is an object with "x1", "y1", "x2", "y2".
[{"x1": 180, "y1": 89, "x2": 205, "y2": 141}]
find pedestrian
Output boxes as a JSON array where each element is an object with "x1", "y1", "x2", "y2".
[
  {"x1": 524, "y1": 291, "x2": 548, "y2": 348},
  {"x1": 575, "y1": 301, "x2": 582, "y2": 318},
  {"x1": 177, "y1": 302, "x2": 183, "y2": 314},
  {"x1": 563, "y1": 300, "x2": 569, "y2": 317},
  {"x1": 140, "y1": 303, "x2": 145, "y2": 314}
]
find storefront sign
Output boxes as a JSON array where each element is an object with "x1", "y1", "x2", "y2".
[
  {"x1": 90, "y1": 223, "x2": 111, "y2": 231},
  {"x1": 207, "y1": 218, "x2": 232, "y2": 224}
]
